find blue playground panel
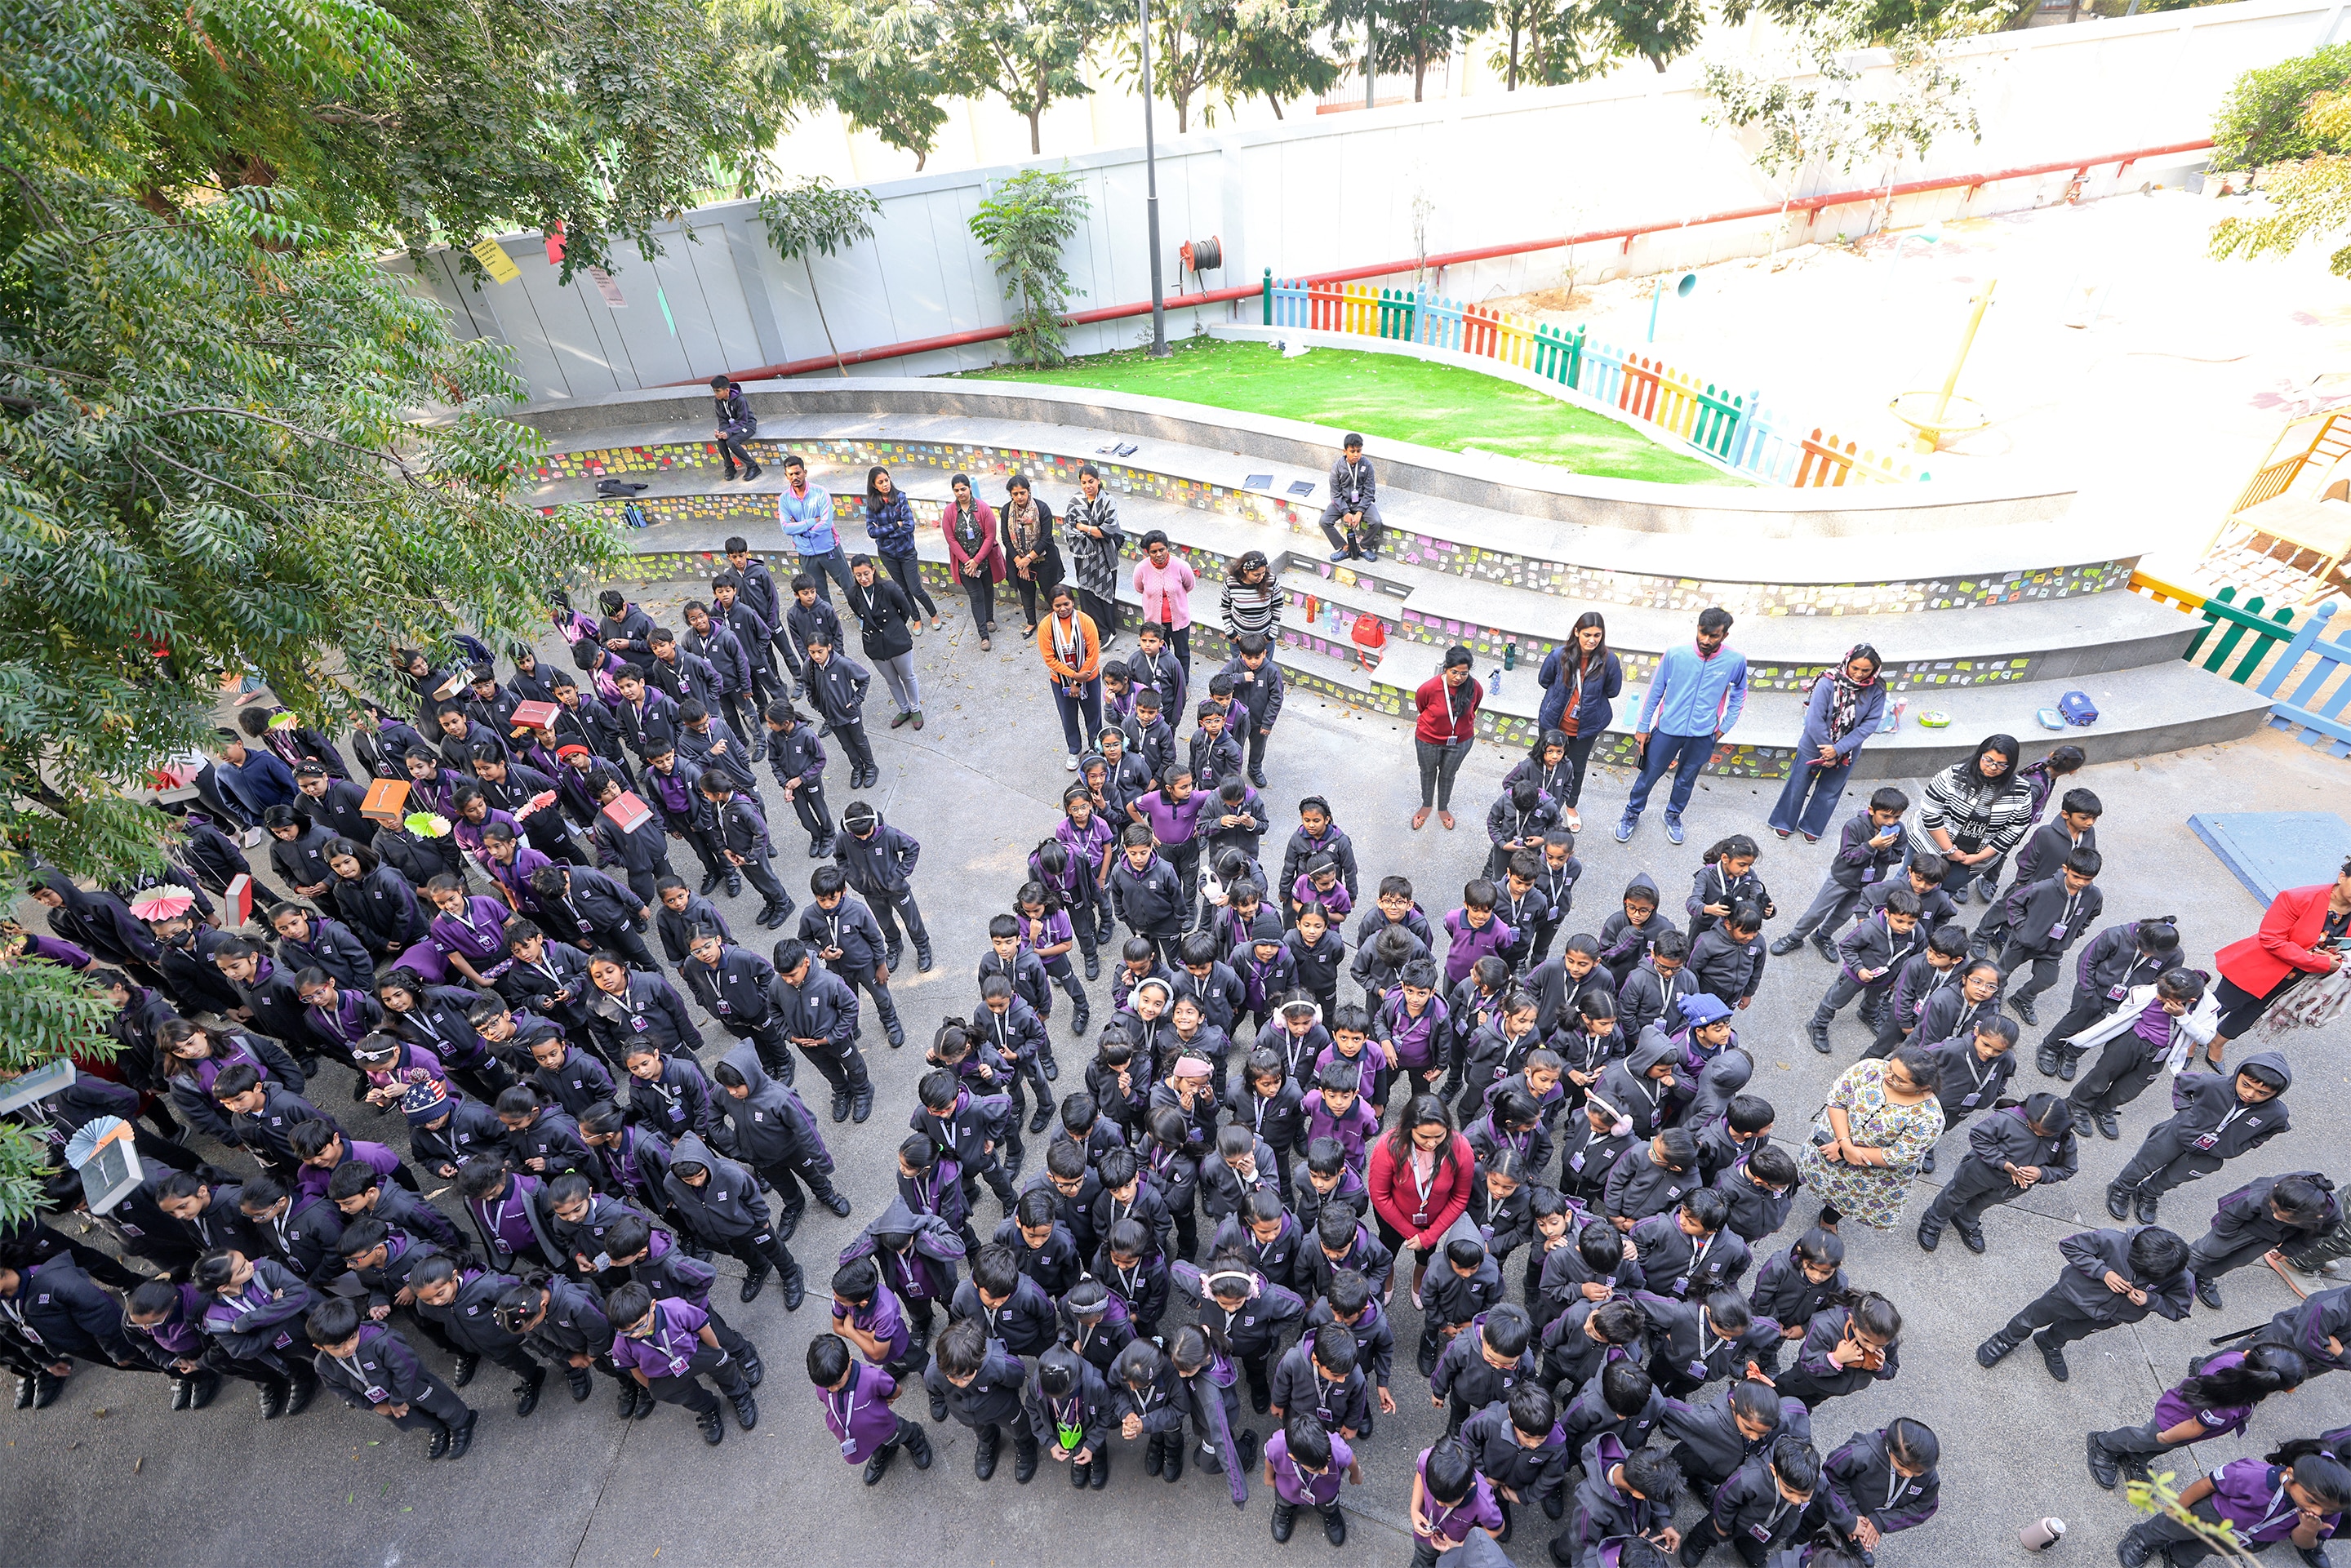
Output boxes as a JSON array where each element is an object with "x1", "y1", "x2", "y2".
[{"x1": 2189, "y1": 812, "x2": 2351, "y2": 904}]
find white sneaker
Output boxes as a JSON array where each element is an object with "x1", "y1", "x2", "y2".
[{"x1": 1064, "y1": 754, "x2": 1079, "y2": 771}]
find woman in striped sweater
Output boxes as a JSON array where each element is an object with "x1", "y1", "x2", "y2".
[
  {"x1": 1220, "y1": 551, "x2": 1282, "y2": 642},
  {"x1": 1904, "y1": 734, "x2": 2034, "y2": 901}
]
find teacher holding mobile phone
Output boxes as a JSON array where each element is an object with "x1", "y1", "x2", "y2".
[{"x1": 2202, "y1": 857, "x2": 2351, "y2": 1069}]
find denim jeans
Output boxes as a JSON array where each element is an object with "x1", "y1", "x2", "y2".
[
  {"x1": 1768, "y1": 759, "x2": 1853, "y2": 837},
  {"x1": 1623, "y1": 731, "x2": 1715, "y2": 820}
]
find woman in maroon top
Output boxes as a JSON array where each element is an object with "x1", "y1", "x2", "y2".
[
  {"x1": 1411, "y1": 645, "x2": 1482, "y2": 831},
  {"x1": 1367, "y1": 1095, "x2": 1477, "y2": 1303}
]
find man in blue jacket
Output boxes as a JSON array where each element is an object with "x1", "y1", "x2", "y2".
[
  {"x1": 776, "y1": 453, "x2": 856, "y2": 605},
  {"x1": 1617, "y1": 608, "x2": 1747, "y2": 848}
]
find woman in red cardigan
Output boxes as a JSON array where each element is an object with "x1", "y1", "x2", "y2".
[
  {"x1": 2204, "y1": 857, "x2": 2351, "y2": 1068},
  {"x1": 1411, "y1": 645, "x2": 1483, "y2": 833},
  {"x1": 1367, "y1": 1095, "x2": 1478, "y2": 1304}
]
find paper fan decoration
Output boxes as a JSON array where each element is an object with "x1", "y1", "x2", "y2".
[
  {"x1": 128, "y1": 888, "x2": 197, "y2": 921},
  {"x1": 404, "y1": 811, "x2": 453, "y2": 837}
]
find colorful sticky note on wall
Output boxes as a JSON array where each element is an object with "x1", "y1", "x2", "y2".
[{"x1": 468, "y1": 238, "x2": 522, "y2": 284}]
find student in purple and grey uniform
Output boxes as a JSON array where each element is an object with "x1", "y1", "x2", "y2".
[
  {"x1": 2085, "y1": 1343, "x2": 2308, "y2": 1491},
  {"x1": 1264, "y1": 1413, "x2": 1361, "y2": 1546},
  {"x1": 810, "y1": 1330, "x2": 933, "y2": 1486},
  {"x1": 607, "y1": 1280, "x2": 758, "y2": 1446},
  {"x1": 925, "y1": 1315, "x2": 1037, "y2": 1483},
  {"x1": 1410, "y1": 1434, "x2": 1504, "y2": 1568},
  {"x1": 2113, "y1": 1448, "x2": 2349, "y2": 1568},
  {"x1": 829, "y1": 1256, "x2": 920, "y2": 1379}
]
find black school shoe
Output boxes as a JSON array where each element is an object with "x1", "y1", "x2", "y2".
[
  {"x1": 426, "y1": 1422, "x2": 453, "y2": 1459},
  {"x1": 2034, "y1": 1331, "x2": 2070, "y2": 1381},
  {"x1": 1272, "y1": 1501, "x2": 1297, "y2": 1543},
  {"x1": 1321, "y1": 1504, "x2": 1347, "y2": 1546},
  {"x1": 2009, "y1": 993, "x2": 2038, "y2": 1026},
  {"x1": 2196, "y1": 1275, "x2": 2224, "y2": 1311},
  {"x1": 618, "y1": 1380, "x2": 644, "y2": 1419},
  {"x1": 820, "y1": 1189, "x2": 854, "y2": 1218},
  {"x1": 1768, "y1": 934, "x2": 1806, "y2": 957},
  {"x1": 729, "y1": 1387, "x2": 759, "y2": 1430},
  {"x1": 831, "y1": 1087, "x2": 852, "y2": 1123},
  {"x1": 1089, "y1": 1449, "x2": 1109, "y2": 1488},
  {"x1": 1012, "y1": 1435, "x2": 1040, "y2": 1483},
  {"x1": 698, "y1": 1406, "x2": 726, "y2": 1445},
  {"x1": 446, "y1": 1410, "x2": 478, "y2": 1459},
  {"x1": 2087, "y1": 1432, "x2": 2122, "y2": 1490},
  {"x1": 974, "y1": 1425, "x2": 1001, "y2": 1481},
  {"x1": 864, "y1": 1445, "x2": 897, "y2": 1486},
  {"x1": 780, "y1": 1263, "x2": 807, "y2": 1311},
  {"x1": 171, "y1": 1375, "x2": 193, "y2": 1411},
  {"x1": 2105, "y1": 1184, "x2": 2132, "y2": 1221},
  {"x1": 514, "y1": 1366, "x2": 546, "y2": 1419},
  {"x1": 565, "y1": 1365, "x2": 595, "y2": 1401},
  {"x1": 740, "y1": 1259, "x2": 771, "y2": 1302},
  {"x1": 2136, "y1": 1192, "x2": 2162, "y2": 1224}
]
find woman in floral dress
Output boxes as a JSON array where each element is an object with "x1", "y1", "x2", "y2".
[{"x1": 1797, "y1": 1046, "x2": 1945, "y2": 1230}]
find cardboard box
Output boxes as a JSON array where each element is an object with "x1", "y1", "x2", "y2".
[
  {"x1": 361, "y1": 777, "x2": 411, "y2": 827},
  {"x1": 601, "y1": 791, "x2": 654, "y2": 835},
  {"x1": 509, "y1": 700, "x2": 558, "y2": 735}
]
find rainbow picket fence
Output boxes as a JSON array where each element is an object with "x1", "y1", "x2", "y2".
[{"x1": 1262, "y1": 273, "x2": 1922, "y2": 487}]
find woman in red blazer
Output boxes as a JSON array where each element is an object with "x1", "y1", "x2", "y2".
[
  {"x1": 2207, "y1": 857, "x2": 2351, "y2": 1068},
  {"x1": 1367, "y1": 1095, "x2": 1478, "y2": 1304}
]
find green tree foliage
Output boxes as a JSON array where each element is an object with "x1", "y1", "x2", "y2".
[
  {"x1": 825, "y1": 0, "x2": 957, "y2": 170},
  {"x1": 1590, "y1": 0, "x2": 1704, "y2": 71},
  {"x1": 2211, "y1": 42, "x2": 2351, "y2": 171},
  {"x1": 1488, "y1": 0, "x2": 1630, "y2": 89},
  {"x1": 758, "y1": 175, "x2": 883, "y2": 372},
  {"x1": 0, "y1": 0, "x2": 621, "y2": 1219},
  {"x1": 1702, "y1": 17, "x2": 1978, "y2": 187},
  {"x1": 118, "y1": 0, "x2": 787, "y2": 279},
  {"x1": 851, "y1": 0, "x2": 1116, "y2": 156},
  {"x1": 1115, "y1": 0, "x2": 1341, "y2": 132},
  {"x1": 971, "y1": 167, "x2": 1091, "y2": 366},
  {"x1": 2213, "y1": 92, "x2": 2351, "y2": 275},
  {"x1": 1718, "y1": 0, "x2": 2015, "y2": 43},
  {"x1": 1331, "y1": 0, "x2": 1497, "y2": 100},
  {"x1": 1211, "y1": 0, "x2": 1343, "y2": 119}
]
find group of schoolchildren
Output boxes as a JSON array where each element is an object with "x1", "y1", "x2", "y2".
[
  {"x1": 2, "y1": 572, "x2": 957, "y2": 1451},
  {"x1": 5, "y1": 582, "x2": 2347, "y2": 1568}
]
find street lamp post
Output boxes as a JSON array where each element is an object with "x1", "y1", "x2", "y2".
[{"x1": 1140, "y1": 0, "x2": 1169, "y2": 357}]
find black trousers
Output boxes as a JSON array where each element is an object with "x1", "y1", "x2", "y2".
[
  {"x1": 719, "y1": 691, "x2": 764, "y2": 753},
  {"x1": 589, "y1": 922, "x2": 658, "y2": 971},
  {"x1": 2069, "y1": 1038, "x2": 2162, "y2": 1117},
  {"x1": 786, "y1": 781, "x2": 833, "y2": 842},
  {"x1": 1998, "y1": 939, "x2": 2062, "y2": 1005},
  {"x1": 753, "y1": 1152, "x2": 842, "y2": 1211},
  {"x1": 961, "y1": 576, "x2": 997, "y2": 631},
  {"x1": 831, "y1": 720, "x2": 875, "y2": 775},
  {"x1": 2000, "y1": 1286, "x2": 2107, "y2": 1348},
  {"x1": 879, "y1": 553, "x2": 936, "y2": 620},
  {"x1": 642, "y1": 1344, "x2": 749, "y2": 1416},
  {"x1": 382, "y1": 1370, "x2": 473, "y2": 1433},
  {"x1": 2041, "y1": 984, "x2": 2114, "y2": 1058},
  {"x1": 793, "y1": 1033, "x2": 870, "y2": 1095},
  {"x1": 717, "y1": 1226, "x2": 797, "y2": 1281},
  {"x1": 736, "y1": 849, "x2": 789, "y2": 910},
  {"x1": 1078, "y1": 587, "x2": 1118, "y2": 641},
  {"x1": 862, "y1": 883, "x2": 928, "y2": 953},
  {"x1": 716, "y1": 434, "x2": 753, "y2": 473}
]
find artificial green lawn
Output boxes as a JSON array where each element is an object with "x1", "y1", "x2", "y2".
[{"x1": 953, "y1": 336, "x2": 1741, "y2": 486}]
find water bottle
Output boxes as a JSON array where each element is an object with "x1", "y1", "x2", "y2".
[{"x1": 2019, "y1": 1518, "x2": 2065, "y2": 1552}]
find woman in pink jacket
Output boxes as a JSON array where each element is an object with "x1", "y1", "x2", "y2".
[{"x1": 942, "y1": 473, "x2": 1004, "y2": 650}]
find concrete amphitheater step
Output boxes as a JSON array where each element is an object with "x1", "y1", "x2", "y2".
[
  {"x1": 553, "y1": 431, "x2": 2263, "y2": 779},
  {"x1": 527, "y1": 418, "x2": 2135, "y2": 613}
]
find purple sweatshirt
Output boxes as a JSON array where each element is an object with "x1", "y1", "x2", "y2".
[
  {"x1": 1442, "y1": 908, "x2": 1517, "y2": 986},
  {"x1": 819, "y1": 1360, "x2": 904, "y2": 1462}
]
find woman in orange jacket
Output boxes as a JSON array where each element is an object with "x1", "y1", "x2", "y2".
[{"x1": 1036, "y1": 584, "x2": 1103, "y2": 771}]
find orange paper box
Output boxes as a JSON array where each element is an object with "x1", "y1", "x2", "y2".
[{"x1": 361, "y1": 777, "x2": 411, "y2": 827}]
